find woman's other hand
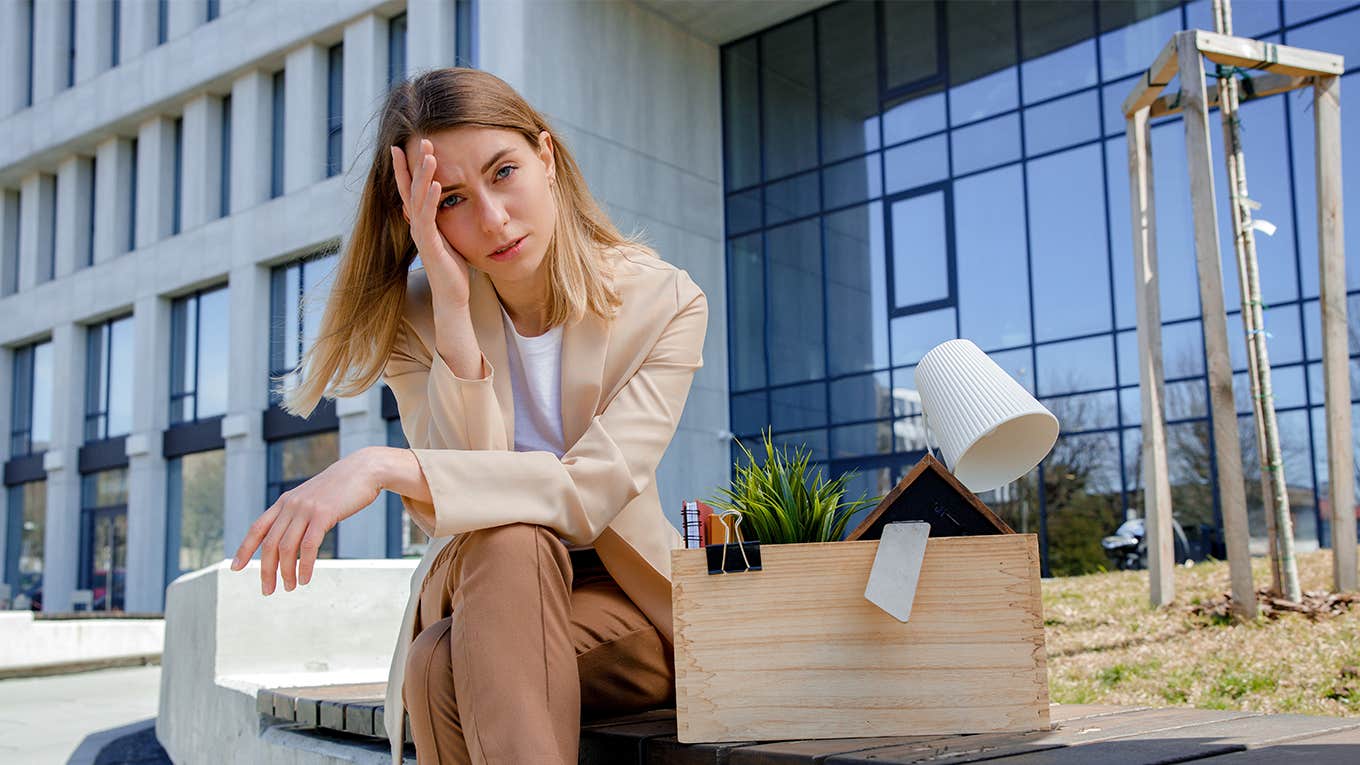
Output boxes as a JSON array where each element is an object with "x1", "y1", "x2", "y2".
[
  {"x1": 393, "y1": 139, "x2": 472, "y2": 307},
  {"x1": 230, "y1": 446, "x2": 387, "y2": 595}
]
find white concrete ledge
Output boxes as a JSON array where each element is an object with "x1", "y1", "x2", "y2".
[
  {"x1": 0, "y1": 610, "x2": 165, "y2": 672},
  {"x1": 157, "y1": 558, "x2": 416, "y2": 765}
]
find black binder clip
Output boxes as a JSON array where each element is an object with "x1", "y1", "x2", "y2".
[{"x1": 706, "y1": 509, "x2": 762, "y2": 575}]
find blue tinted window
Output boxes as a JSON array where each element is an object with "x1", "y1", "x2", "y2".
[
  {"x1": 767, "y1": 219, "x2": 823, "y2": 384},
  {"x1": 220, "y1": 95, "x2": 231, "y2": 218},
  {"x1": 951, "y1": 113, "x2": 1020, "y2": 175},
  {"x1": 891, "y1": 307, "x2": 956, "y2": 368},
  {"x1": 764, "y1": 170, "x2": 818, "y2": 226},
  {"x1": 825, "y1": 202, "x2": 888, "y2": 375},
  {"x1": 883, "y1": 0, "x2": 940, "y2": 90},
  {"x1": 326, "y1": 44, "x2": 343, "y2": 178},
  {"x1": 1099, "y1": 4, "x2": 1181, "y2": 81},
  {"x1": 388, "y1": 13, "x2": 408, "y2": 88},
  {"x1": 822, "y1": 154, "x2": 881, "y2": 210},
  {"x1": 1036, "y1": 334, "x2": 1115, "y2": 396},
  {"x1": 172, "y1": 117, "x2": 182, "y2": 235},
  {"x1": 269, "y1": 250, "x2": 339, "y2": 401},
  {"x1": 955, "y1": 165, "x2": 1030, "y2": 350},
  {"x1": 889, "y1": 188, "x2": 951, "y2": 311},
  {"x1": 882, "y1": 90, "x2": 946, "y2": 146},
  {"x1": 884, "y1": 135, "x2": 948, "y2": 193},
  {"x1": 818, "y1": 0, "x2": 879, "y2": 163},
  {"x1": 761, "y1": 18, "x2": 817, "y2": 180},
  {"x1": 946, "y1": 0, "x2": 1017, "y2": 124},
  {"x1": 111, "y1": 0, "x2": 120, "y2": 67},
  {"x1": 1024, "y1": 90, "x2": 1099, "y2": 156},
  {"x1": 1027, "y1": 144, "x2": 1111, "y2": 340},
  {"x1": 270, "y1": 70, "x2": 285, "y2": 199},
  {"x1": 455, "y1": 0, "x2": 475, "y2": 67}
]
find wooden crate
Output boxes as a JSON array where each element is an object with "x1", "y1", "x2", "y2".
[{"x1": 670, "y1": 534, "x2": 1049, "y2": 743}]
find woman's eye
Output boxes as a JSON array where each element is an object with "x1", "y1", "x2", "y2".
[
  {"x1": 439, "y1": 195, "x2": 461, "y2": 210},
  {"x1": 496, "y1": 164, "x2": 517, "y2": 180}
]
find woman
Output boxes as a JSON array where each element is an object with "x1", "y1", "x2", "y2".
[{"x1": 229, "y1": 67, "x2": 708, "y2": 765}]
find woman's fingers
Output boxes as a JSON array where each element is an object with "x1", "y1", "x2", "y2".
[
  {"x1": 231, "y1": 504, "x2": 280, "y2": 570},
  {"x1": 277, "y1": 512, "x2": 310, "y2": 592},
  {"x1": 391, "y1": 146, "x2": 413, "y2": 215},
  {"x1": 296, "y1": 524, "x2": 328, "y2": 587},
  {"x1": 258, "y1": 510, "x2": 298, "y2": 596},
  {"x1": 411, "y1": 149, "x2": 436, "y2": 222}
]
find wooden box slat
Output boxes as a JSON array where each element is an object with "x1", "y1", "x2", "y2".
[{"x1": 671, "y1": 535, "x2": 1049, "y2": 743}]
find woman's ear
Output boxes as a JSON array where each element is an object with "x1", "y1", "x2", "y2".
[{"x1": 537, "y1": 130, "x2": 556, "y2": 184}]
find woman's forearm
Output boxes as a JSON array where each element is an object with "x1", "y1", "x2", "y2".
[
  {"x1": 368, "y1": 446, "x2": 437, "y2": 533},
  {"x1": 431, "y1": 299, "x2": 486, "y2": 380}
]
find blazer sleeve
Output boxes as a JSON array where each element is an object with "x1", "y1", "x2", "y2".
[
  {"x1": 381, "y1": 319, "x2": 511, "y2": 534},
  {"x1": 408, "y1": 273, "x2": 707, "y2": 542}
]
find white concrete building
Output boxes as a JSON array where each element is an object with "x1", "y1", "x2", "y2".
[
  {"x1": 0, "y1": 0, "x2": 811, "y2": 614},
  {"x1": 12, "y1": 0, "x2": 1326, "y2": 610}
]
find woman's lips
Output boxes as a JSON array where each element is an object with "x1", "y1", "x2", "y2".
[{"x1": 488, "y1": 236, "x2": 526, "y2": 261}]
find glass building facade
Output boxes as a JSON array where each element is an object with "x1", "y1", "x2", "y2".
[{"x1": 721, "y1": 0, "x2": 1360, "y2": 575}]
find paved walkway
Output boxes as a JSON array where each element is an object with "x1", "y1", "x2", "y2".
[{"x1": 0, "y1": 666, "x2": 162, "y2": 764}]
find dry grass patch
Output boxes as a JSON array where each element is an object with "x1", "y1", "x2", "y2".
[{"x1": 1044, "y1": 546, "x2": 1360, "y2": 716}]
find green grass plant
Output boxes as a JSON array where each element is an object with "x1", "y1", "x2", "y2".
[{"x1": 707, "y1": 428, "x2": 881, "y2": 545}]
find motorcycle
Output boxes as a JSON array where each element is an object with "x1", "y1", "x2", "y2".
[{"x1": 1101, "y1": 517, "x2": 1192, "y2": 571}]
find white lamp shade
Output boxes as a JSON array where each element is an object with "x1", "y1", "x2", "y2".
[{"x1": 913, "y1": 339, "x2": 1059, "y2": 493}]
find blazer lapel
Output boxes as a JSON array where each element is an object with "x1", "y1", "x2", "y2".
[
  {"x1": 560, "y1": 306, "x2": 611, "y2": 448},
  {"x1": 468, "y1": 269, "x2": 515, "y2": 448}
]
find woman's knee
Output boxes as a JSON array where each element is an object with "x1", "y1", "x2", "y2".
[
  {"x1": 459, "y1": 523, "x2": 562, "y2": 565},
  {"x1": 403, "y1": 617, "x2": 454, "y2": 710}
]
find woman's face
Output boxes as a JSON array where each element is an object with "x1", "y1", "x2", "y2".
[{"x1": 403, "y1": 126, "x2": 557, "y2": 283}]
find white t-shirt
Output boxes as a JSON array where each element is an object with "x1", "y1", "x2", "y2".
[
  {"x1": 500, "y1": 304, "x2": 566, "y2": 458},
  {"x1": 500, "y1": 304, "x2": 591, "y2": 551}
]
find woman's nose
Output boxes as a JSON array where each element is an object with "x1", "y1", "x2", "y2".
[{"x1": 478, "y1": 195, "x2": 510, "y2": 234}]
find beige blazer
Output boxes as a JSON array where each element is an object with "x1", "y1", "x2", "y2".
[{"x1": 379, "y1": 248, "x2": 708, "y2": 764}]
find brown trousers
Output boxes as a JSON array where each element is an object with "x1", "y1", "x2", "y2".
[{"x1": 402, "y1": 523, "x2": 675, "y2": 764}]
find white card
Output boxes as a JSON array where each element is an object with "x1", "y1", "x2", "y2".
[{"x1": 864, "y1": 521, "x2": 930, "y2": 623}]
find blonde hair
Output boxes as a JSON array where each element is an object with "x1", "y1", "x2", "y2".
[{"x1": 278, "y1": 67, "x2": 656, "y2": 417}]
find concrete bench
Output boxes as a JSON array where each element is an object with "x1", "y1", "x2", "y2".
[
  {"x1": 162, "y1": 561, "x2": 1360, "y2": 764},
  {"x1": 252, "y1": 684, "x2": 1360, "y2": 765}
]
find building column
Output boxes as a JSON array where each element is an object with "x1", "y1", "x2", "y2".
[
  {"x1": 93, "y1": 137, "x2": 135, "y2": 264},
  {"x1": 18, "y1": 173, "x2": 55, "y2": 289},
  {"x1": 336, "y1": 389, "x2": 388, "y2": 559},
  {"x1": 40, "y1": 322, "x2": 84, "y2": 613},
  {"x1": 31, "y1": 0, "x2": 71, "y2": 102},
  {"x1": 181, "y1": 95, "x2": 223, "y2": 231},
  {"x1": 342, "y1": 13, "x2": 388, "y2": 193},
  {"x1": 407, "y1": 0, "x2": 457, "y2": 73},
  {"x1": 230, "y1": 71, "x2": 272, "y2": 213},
  {"x1": 119, "y1": 0, "x2": 158, "y2": 66},
  {"x1": 0, "y1": 0, "x2": 31, "y2": 116},
  {"x1": 75, "y1": 0, "x2": 114, "y2": 84},
  {"x1": 55, "y1": 156, "x2": 94, "y2": 277},
  {"x1": 284, "y1": 44, "x2": 328, "y2": 195},
  {"x1": 124, "y1": 294, "x2": 170, "y2": 612},
  {"x1": 167, "y1": 0, "x2": 205, "y2": 40},
  {"x1": 221, "y1": 263, "x2": 269, "y2": 559},
  {"x1": 135, "y1": 116, "x2": 175, "y2": 249}
]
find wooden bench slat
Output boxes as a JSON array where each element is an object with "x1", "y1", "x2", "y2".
[
  {"x1": 823, "y1": 709, "x2": 1252, "y2": 764},
  {"x1": 1193, "y1": 725, "x2": 1360, "y2": 764}
]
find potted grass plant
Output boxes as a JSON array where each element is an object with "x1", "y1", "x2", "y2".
[{"x1": 707, "y1": 428, "x2": 882, "y2": 545}]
